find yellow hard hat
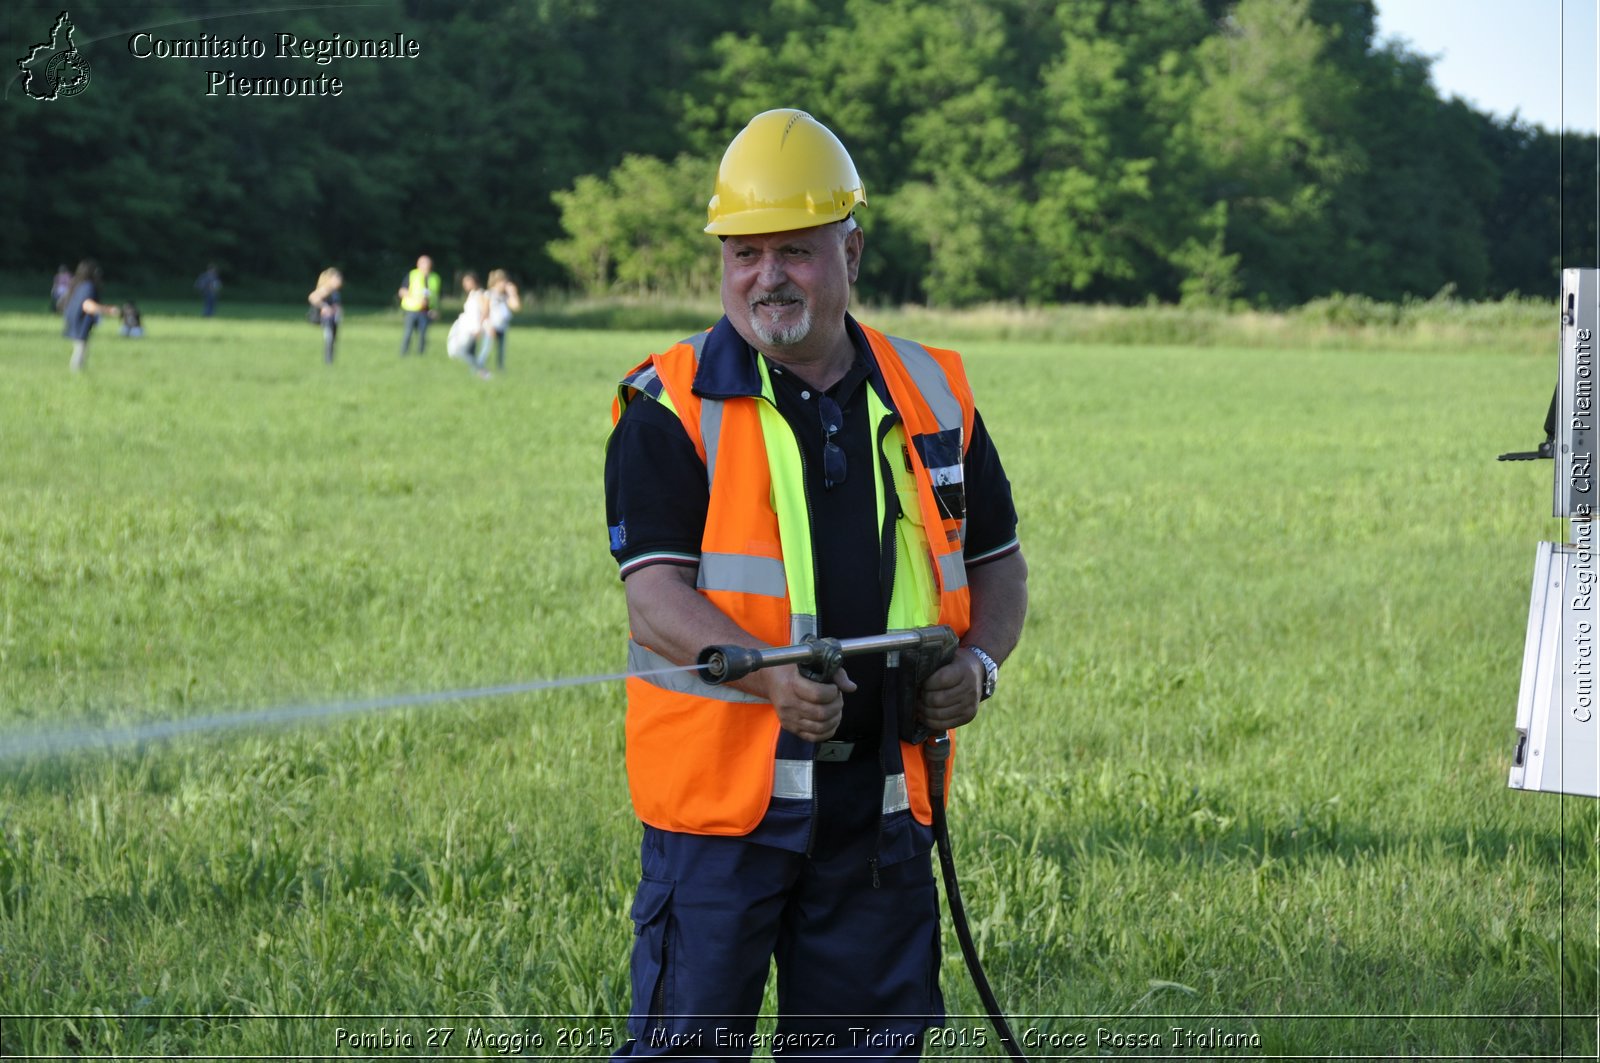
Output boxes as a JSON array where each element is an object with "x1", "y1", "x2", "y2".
[{"x1": 705, "y1": 109, "x2": 867, "y2": 236}]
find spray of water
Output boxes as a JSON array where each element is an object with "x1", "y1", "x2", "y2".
[{"x1": 0, "y1": 663, "x2": 704, "y2": 763}]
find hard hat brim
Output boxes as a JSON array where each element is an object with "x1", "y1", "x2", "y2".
[{"x1": 703, "y1": 201, "x2": 864, "y2": 237}]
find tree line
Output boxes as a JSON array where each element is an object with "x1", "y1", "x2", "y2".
[{"x1": 4, "y1": 0, "x2": 1595, "y2": 308}]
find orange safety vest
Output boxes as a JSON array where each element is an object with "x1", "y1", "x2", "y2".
[{"x1": 613, "y1": 319, "x2": 975, "y2": 838}]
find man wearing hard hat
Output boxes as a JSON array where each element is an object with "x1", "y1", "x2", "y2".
[{"x1": 605, "y1": 109, "x2": 1029, "y2": 1055}]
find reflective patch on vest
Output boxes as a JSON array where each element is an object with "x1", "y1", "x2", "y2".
[
  {"x1": 882, "y1": 773, "x2": 910, "y2": 814},
  {"x1": 631, "y1": 364, "x2": 660, "y2": 393},
  {"x1": 789, "y1": 614, "x2": 818, "y2": 642},
  {"x1": 677, "y1": 332, "x2": 717, "y2": 482},
  {"x1": 696, "y1": 552, "x2": 786, "y2": 597},
  {"x1": 621, "y1": 364, "x2": 666, "y2": 403},
  {"x1": 681, "y1": 331, "x2": 710, "y2": 359},
  {"x1": 914, "y1": 428, "x2": 966, "y2": 521},
  {"x1": 627, "y1": 640, "x2": 764, "y2": 703},
  {"x1": 701, "y1": 398, "x2": 723, "y2": 488},
  {"x1": 937, "y1": 550, "x2": 968, "y2": 592},
  {"x1": 772, "y1": 763, "x2": 913, "y2": 812},
  {"x1": 884, "y1": 334, "x2": 962, "y2": 430},
  {"x1": 773, "y1": 758, "x2": 813, "y2": 800}
]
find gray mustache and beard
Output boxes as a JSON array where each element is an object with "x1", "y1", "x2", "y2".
[{"x1": 749, "y1": 286, "x2": 812, "y2": 347}]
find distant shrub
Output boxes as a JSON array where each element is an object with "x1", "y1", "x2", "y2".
[{"x1": 1296, "y1": 291, "x2": 1404, "y2": 328}]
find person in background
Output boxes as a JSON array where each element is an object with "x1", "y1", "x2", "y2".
[
  {"x1": 397, "y1": 254, "x2": 441, "y2": 355},
  {"x1": 483, "y1": 269, "x2": 522, "y2": 372},
  {"x1": 119, "y1": 302, "x2": 144, "y2": 338},
  {"x1": 195, "y1": 264, "x2": 222, "y2": 317},
  {"x1": 446, "y1": 271, "x2": 492, "y2": 379},
  {"x1": 62, "y1": 259, "x2": 120, "y2": 372},
  {"x1": 50, "y1": 264, "x2": 72, "y2": 312},
  {"x1": 308, "y1": 267, "x2": 343, "y2": 365}
]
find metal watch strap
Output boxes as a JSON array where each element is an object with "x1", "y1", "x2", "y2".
[{"x1": 967, "y1": 646, "x2": 999, "y2": 701}]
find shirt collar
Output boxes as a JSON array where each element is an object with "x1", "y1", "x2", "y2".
[{"x1": 692, "y1": 313, "x2": 876, "y2": 400}]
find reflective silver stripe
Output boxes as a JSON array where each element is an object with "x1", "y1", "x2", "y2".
[
  {"x1": 938, "y1": 551, "x2": 968, "y2": 592},
  {"x1": 701, "y1": 398, "x2": 723, "y2": 488},
  {"x1": 882, "y1": 773, "x2": 910, "y2": 814},
  {"x1": 696, "y1": 552, "x2": 786, "y2": 597},
  {"x1": 884, "y1": 334, "x2": 962, "y2": 431},
  {"x1": 627, "y1": 640, "x2": 763, "y2": 703},
  {"x1": 777, "y1": 764, "x2": 912, "y2": 810},
  {"x1": 676, "y1": 333, "x2": 716, "y2": 484},
  {"x1": 629, "y1": 364, "x2": 660, "y2": 394},
  {"x1": 773, "y1": 758, "x2": 812, "y2": 800},
  {"x1": 790, "y1": 613, "x2": 818, "y2": 642}
]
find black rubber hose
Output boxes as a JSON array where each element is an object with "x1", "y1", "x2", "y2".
[{"x1": 925, "y1": 739, "x2": 1029, "y2": 1062}]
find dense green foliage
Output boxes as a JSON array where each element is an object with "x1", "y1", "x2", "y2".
[
  {"x1": 0, "y1": 303, "x2": 1595, "y2": 1056},
  {"x1": 3, "y1": 0, "x2": 1595, "y2": 308}
]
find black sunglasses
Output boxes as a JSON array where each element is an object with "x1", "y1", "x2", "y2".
[{"x1": 819, "y1": 393, "x2": 846, "y2": 489}]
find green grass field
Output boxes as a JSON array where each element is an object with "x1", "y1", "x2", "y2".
[{"x1": 0, "y1": 300, "x2": 1595, "y2": 1059}]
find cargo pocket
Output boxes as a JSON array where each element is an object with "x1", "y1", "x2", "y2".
[{"x1": 627, "y1": 875, "x2": 674, "y2": 1036}]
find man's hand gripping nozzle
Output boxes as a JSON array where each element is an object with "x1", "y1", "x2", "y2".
[
  {"x1": 698, "y1": 625, "x2": 959, "y2": 741},
  {"x1": 699, "y1": 624, "x2": 961, "y2": 807},
  {"x1": 697, "y1": 622, "x2": 1025, "y2": 1060}
]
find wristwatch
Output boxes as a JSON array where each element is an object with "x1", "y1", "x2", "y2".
[{"x1": 967, "y1": 646, "x2": 999, "y2": 701}]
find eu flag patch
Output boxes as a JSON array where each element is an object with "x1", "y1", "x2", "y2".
[{"x1": 608, "y1": 522, "x2": 627, "y2": 551}]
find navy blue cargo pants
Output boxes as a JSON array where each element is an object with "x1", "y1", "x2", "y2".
[{"x1": 614, "y1": 755, "x2": 943, "y2": 1060}]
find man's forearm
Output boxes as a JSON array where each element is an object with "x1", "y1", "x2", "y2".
[
  {"x1": 962, "y1": 549, "x2": 1028, "y2": 663},
  {"x1": 623, "y1": 563, "x2": 781, "y2": 700},
  {"x1": 623, "y1": 562, "x2": 852, "y2": 729}
]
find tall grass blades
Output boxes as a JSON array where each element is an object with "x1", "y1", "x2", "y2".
[{"x1": 0, "y1": 302, "x2": 1592, "y2": 1058}]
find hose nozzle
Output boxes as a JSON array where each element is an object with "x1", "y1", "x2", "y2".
[{"x1": 697, "y1": 644, "x2": 766, "y2": 684}]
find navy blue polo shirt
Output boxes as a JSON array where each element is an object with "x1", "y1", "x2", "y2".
[{"x1": 605, "y1": 315, "x2": 1019, "y2": 744}]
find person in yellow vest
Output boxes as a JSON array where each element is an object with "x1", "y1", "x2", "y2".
[
  {"x1": 396, "y1": 253, "x2": 441, "y2": 355},
  {"x1": 604, "y1": 109, "x2": 1028, "y2": 1057}
]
